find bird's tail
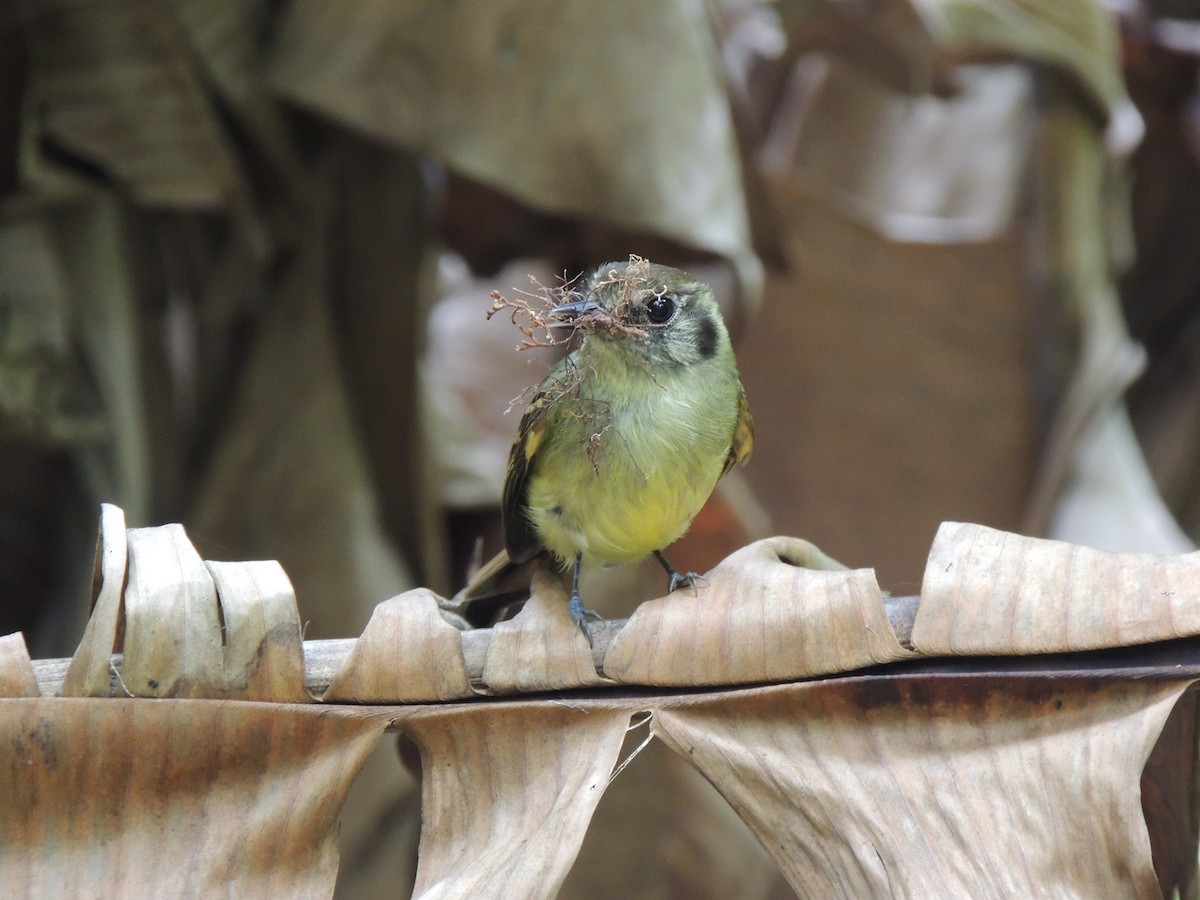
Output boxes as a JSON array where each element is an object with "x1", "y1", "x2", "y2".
[{"x1": 441, "y1": 547, "x2": 543, "y2": 627}]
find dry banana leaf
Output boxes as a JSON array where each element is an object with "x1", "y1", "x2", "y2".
[
  {"x1": 653, "y1": 675, "x2": 1188, "y2": 898},
  {"x1": 11, "y1": 506, "x2": 1200, "y2": 898},
  {"x1": 49, "y1": 197, "x2": 154, "y2": 524},
  {"x1": 604, "y1": 537, "x2": 913, "y2": 686},
  {"x1": 120, "y1": 524, "x2": 224, "y2": 698},
  {"x1": 911, "y1": 0, "x2": 1131, "y2": 123},
  {"x1": 5, "y1": 673, "x2": 1195, "y2": 897},
  {"x1": 754, "y1": 0, "x2": 1141, "y2": 593},
  {"x1": 760, "y1": 58, "x2": 1034, "y2": 244},
  {"x1": 60, "y1": 502, "x2": 127, "y2": 696},
  {"x1": 481, "y1": 568, "x2": 610, "y2": 693},
  {"x1": 403, "y1": 704, "x2": 630, "y2": 899},
  {"x1": 205, "y1": 560, "x2": 308, "y2": 702},
  {"x1": 0, "y1": 215, "x2": 107, "y2": 442},
  {"x1": 782, "y1": 0, "x2": 1131, "y2": 125},
  {"x1": 323, "y1": 589, "x2": 474, "y2": 703},
  {"x1": 267, "y1": 0, "x2": 757, "y2": 285},
  {"x1": 21, "y1": 0, "x2": 241, "y2": 206},
  {"x1": 0, "y1": 633, "x2": 38, "y2": 698},
  {"x1": 914, "y1": 521, "x2": 1200, "y2": 655},
  {"x1": 0, "y1": 698, "x2": 386, "y2": 898},
  {"x1": 165, "y1": 0, "x2": 271, "y2": 103},
  {"x1": 63, "y1": 508, "x2": 308, "y2": 701}
]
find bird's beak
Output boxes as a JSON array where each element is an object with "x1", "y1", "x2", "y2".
[{"x1": 548, "y1": 297, "x2": 603, "y2": 328}]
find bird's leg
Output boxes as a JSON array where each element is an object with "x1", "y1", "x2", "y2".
[
  {"x1": 567, "y1": 553, "x2": 603, "y2": 639},
  {"x1": 653, "y1": 549, "x2": 703, "y2": 594}
]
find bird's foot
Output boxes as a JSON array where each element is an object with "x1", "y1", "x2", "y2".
[
  {"x1": 668, "y1": 570, "x2": 705, "y2": 595},
  {"x1": 653, "y1": 549, "x2": 705, "y2": 596},
  {"x1": 568, "y1": 593, "x2": 604, "y2": 643}
]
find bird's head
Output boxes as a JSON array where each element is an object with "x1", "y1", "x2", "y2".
[{"x1": 549, "y1": 258, "x2": 730, "y2": 370}]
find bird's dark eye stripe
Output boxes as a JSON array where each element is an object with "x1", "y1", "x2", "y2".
[
  {"x1": 646, "y1": 294, "x2": 675, "y2": 324},
  {"x1": 695, "y1": 314, "x2": 718, "y2": 359}
]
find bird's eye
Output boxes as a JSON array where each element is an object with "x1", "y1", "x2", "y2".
[{"x1": 646, "y1": 294, "x2": 676, "y2": 324}]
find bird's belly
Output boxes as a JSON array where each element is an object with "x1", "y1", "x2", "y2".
[{"x1": 526, "y1": 440, "x2": 722, "y2": 566}]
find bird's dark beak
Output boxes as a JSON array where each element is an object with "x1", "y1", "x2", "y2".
[{"x1": 548, "y1": 297, "x2": 603, "y2": 328}]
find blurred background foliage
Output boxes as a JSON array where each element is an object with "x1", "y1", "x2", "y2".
[{"x1": 2, "y1": 0, "x2": 1199, "y2": 896}]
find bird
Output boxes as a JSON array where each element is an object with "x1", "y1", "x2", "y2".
[{"x1": 456, "y1": 257, "x2": 753, "y2": 638}]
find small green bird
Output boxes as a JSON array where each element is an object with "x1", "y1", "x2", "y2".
[{"x1": 460, "y1": 258, "x2": 753, "y2": 636}]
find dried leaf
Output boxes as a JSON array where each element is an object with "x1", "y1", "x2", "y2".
[
  {"x1": 324, "y1": 589, "x2": 474, "y2": 703},
  {"x1": 165, "y1": 0, "x2": 271, "y2": 102},
  {"x1": 23, "y1": 0, "x2": 241, "y2": 205},
  {"x1": 0, "y1": 216, "x2": 106, "y2": 442},
  {"x1": 121, "y1": 524, "x2": 223, "y2": 698},
  {"x1": 404, "y1": 703, "x2": 629, "y2": 899},
  {"x1": 67, "y1": 518, "x2": 314, "y2": 702},
  {"x1": 912, "y1": 0, "x2": 1130, "y2": 123},
  {"x1": 913, "y1": 521, "x2": 1200, "y2": 655},
  {"x1": 62, "y1": 503, "x2": 127, "y2": 697},
  {"x1": 318, "y1": 139, "x2": 446, "y2": 592},
  {"x1": 761, "y1": 60, "x2": 1033, "y2": 243},
  {"x1": 29, "y1": 504, "x2": 1200, "y2": 898},
  {"x1": 0, "y1": 634, "x2": 38, "y2": 698},
  {"x1": 604, "y1": 537, "x2": 913, "y2": 686},
  {"x1": 782, "y1": 0, "x2": 1129, "y2": 127},
  {"x1": 0, "y1": 699, "x2": 386, "y2": 898},
  {"x1": 267, "y1": 1, "x2": 756, "y2": 284},
  {"x1": 481, "y1": 568, "x2": 610, "y2": 693},
  {"x1": 653, "y1": 677, "x2": 1188, "y2": 898},
  {"x1": 740, "y1": 201, "x2": 1037, "y2": 588},
  {"x1": 204, "y1": 560, "x2": 309, "y2": 702}
]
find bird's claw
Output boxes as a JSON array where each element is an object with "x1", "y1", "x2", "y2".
[
  {"x1": 568, "y1": 593, "x2": 603, "y2": 644},
  {"x1": 668, "y1": 571, "x2": 705, "y2": 595}
]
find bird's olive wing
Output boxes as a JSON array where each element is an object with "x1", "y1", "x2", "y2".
[
  {"x1": 502, "y1": 384, "x2": 556, "y2": 564},
  {"x1": 721, "y1": 385, "x2": 754, "y2": 478}
]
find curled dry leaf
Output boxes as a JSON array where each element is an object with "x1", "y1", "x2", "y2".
[
  {"x1": 653, "y1": 676, "x2": 1188, "y2": 899},
  {"x1": 481, "y1": 567, "x2": 610, "y2": 693},
  {"x1": 0, "y1": 699, "x2": 386, "y2": 898},
  {"x1": 403, "y1": 703, "x2": 630, "y2": 900},
  {"x1": 64, "y1": 509, "x2": 310, "y2": 701},
  {"x1": 22, "y1": 506, "x2": 1200, "y2": 897},
  {"x1": 266, "y1": 3, "x2": 755, "y2": 280},
  {"x1": 323, "y1": 589, "x2": 474, "y2": 703},
  {"x1": 25, "y1": 0, "x2": 242, "y2": 206},
  {"x1": 62, "y1": 503, "x2": 127, "y2": 697},
  {"x1": 205, "y1": 560, "x2": 309, "y2": 702},
  {"x1": 603, "y1": 536, "x2": 915, "y2": 686},
  {"x1": 0, "y1": 634, "x2": 38, "y2": 699},
  {"x1": 914, "y1": 522, "x2": 1200, "y2": 655},
  {"x1": 121, "y1": 525, "x2": 224, "y2": 698}
]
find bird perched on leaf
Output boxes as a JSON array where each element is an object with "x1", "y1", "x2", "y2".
[{"x1": 454, "y1": 257, "x2": 753, "y2": 638}]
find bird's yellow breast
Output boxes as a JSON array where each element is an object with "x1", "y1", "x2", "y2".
[{"x1": 523, "y1": 358, "x2": 736, "y2": 567}]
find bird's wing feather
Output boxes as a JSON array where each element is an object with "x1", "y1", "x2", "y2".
[
  {"x1": 721, "y1": 385, "x2": 754, "y2": 478},
  {"x1": 454, "y1": 380, "x2": 562, "y2": 607},
  {"x1": 453, "y1": 546, "x2": 541, "y2": 606},
  {"x1": 502, "y1": 380, "x2": 558, "y2": 563}
]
